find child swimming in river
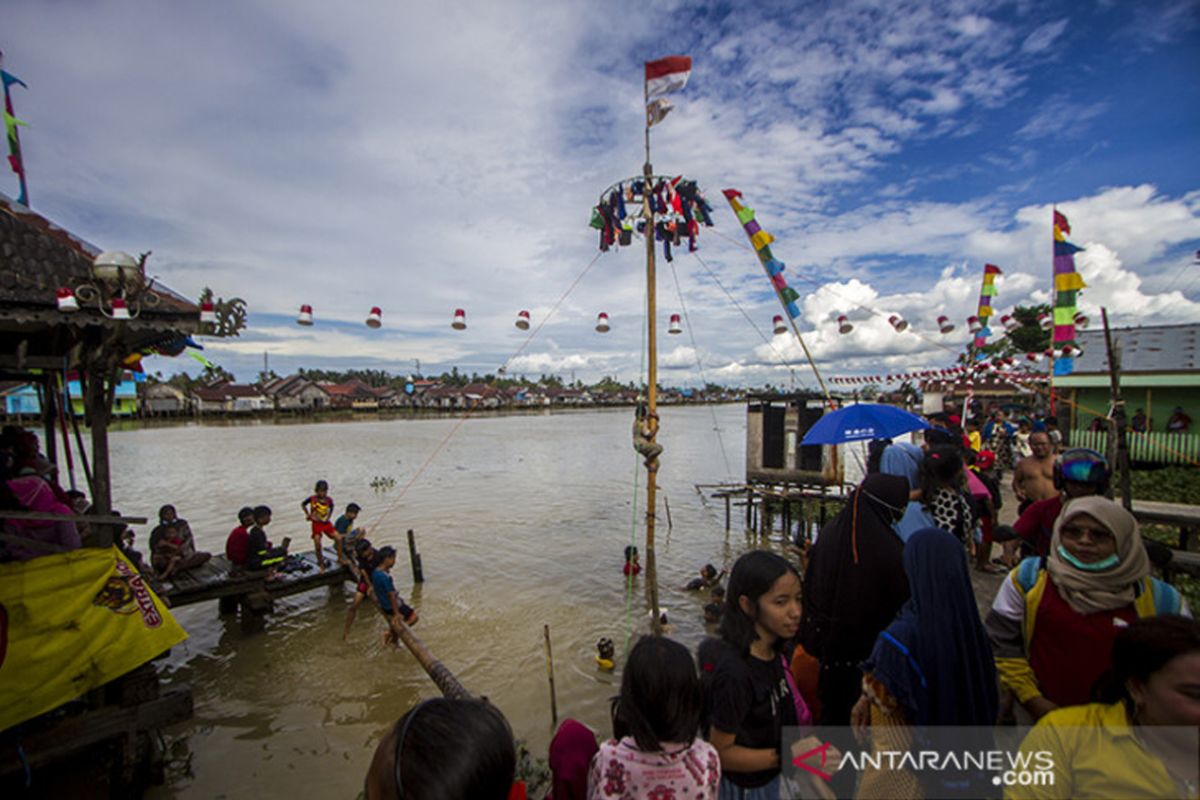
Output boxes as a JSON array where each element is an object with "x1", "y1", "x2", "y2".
[
  {"x1": 623, "y1": 545, "x2": 641, "y2": 577},
  {"x1": 683, "y1": 563, "x2": 727, "y2": 591},
  {"x1": 301, "y1": 480, "x2": 337, "y2": 572}
]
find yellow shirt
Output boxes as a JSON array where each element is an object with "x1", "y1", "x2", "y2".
[
  {"x1": 968, "y1": 430, "x2": 982, "y2": 452},
  {"x1": 1006, "y1": 701, "x2": 1197, "y2": 800}
]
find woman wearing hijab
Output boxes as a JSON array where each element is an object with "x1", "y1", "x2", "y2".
[
  {"x1": 985, "y1": 496, "x2": 1189, "y2": 723},
  {"x1": 853, "y1": 527, "x2": 999, "y2": 799},
  {"x1": 799, "y1": 473, "x2": 911, "y2": 727}
]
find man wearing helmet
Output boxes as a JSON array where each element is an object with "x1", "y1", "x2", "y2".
[{"x1": 1008, "y1": 448, "x2": 1110, "y2": 558}]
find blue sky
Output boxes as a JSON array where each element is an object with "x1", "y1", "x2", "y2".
[{"x1": 5, "y1": 0, "x2": 1199, "y2": 388}]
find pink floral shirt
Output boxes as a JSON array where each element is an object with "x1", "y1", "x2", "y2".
[{"x1": 587, "y1": 737, "x2": 719, "y2": 800}]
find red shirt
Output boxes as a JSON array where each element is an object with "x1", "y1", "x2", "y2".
[
  {"x1": 226, "y1": 525, "x2": 250, "y2": 564},
  {"x1": 1013, "y1": 496, "x2": 1063, "y2": 557},
  {"x1": 623, "y1": 562, "x2": 641, "y2": 576},
  {"x1": 1029, "y1": 578, "x2": 1138, "y2": 707}
]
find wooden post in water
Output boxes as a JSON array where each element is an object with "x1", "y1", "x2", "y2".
[
  {"x1": 543, "y1": 624, "x2": 559, "y2": 727},
  {"x1": 642, "y1": 156, "x2": 662, "y2": 637},
  {"x1": 407, "y1": 528, "x2": 425, "y2": 583},
  {"x1": 1101, "y1": 309, "x2": 1133, "y2": 509}
]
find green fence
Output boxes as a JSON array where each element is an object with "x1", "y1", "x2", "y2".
[{"x1": 1068, "y1": 429, "x2": 1200, "y2": 466}]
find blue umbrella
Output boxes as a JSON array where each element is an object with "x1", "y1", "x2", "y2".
[{"x1": 801, "y1": 403, "x2": 929, "y2": 445}]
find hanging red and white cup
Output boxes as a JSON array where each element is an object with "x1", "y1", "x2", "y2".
[
  {"x1": 967, "y1": 315, "x2": 983, "y2": 334},
  {"x1": 595, "y1": 312, "x2": 610, "y2": 333},
  {"x1": 57, "y1": 286, "x2": 79, "y2": 312},
  {"x1": 889, "y1": 314, "x2": 908, "y2": 333},
  {"x1": 365, "y1": 307, "x2": 383, "y2": 329},
  {"x1": 452, "y1": 309, "x2": 467, "y2": 330},
  {"x1": 837, "y1": 315, "x2": 853, "y2": 334},
  {"x1": 1038, "y1": 312, "x2": 1052, "y2": 331},
  {"x1": 515, "y1": 310, "x2": 531, "y2": 330},
  {"x1": 773, "y1": 315, "x2": 787, "y2": 335},
  {"x1": 668, "y1": 313, "x2": 682, "y2": 335},
  {"x1": 200, "y1": 300, "x2": 217, "y2": 323},
  {"x1": 937, "y1": 315, "x2": 955, "y2": 334},
  {"x1": 1073, "y1": 311, "x2": 1089, "y2": 329},
  {"x1": 297, "y1": 304, "x2": 314, "y2": 326},
  {"x1": 111, "y1": 297, "x2": 131, "y2": 320},
  {"x1": 1001, "y1": 314, "x2": 1019, "y2": 332}
]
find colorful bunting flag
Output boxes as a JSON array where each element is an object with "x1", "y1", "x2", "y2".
[
  {"x1": 2, "y1": 68, "x2": 29, "y2": 206},
  {"x1": 972, "y1": 264, "x2": 1001, "y2": 355},
  {"x1": 723, "y1": 189, "x2": 802, "y2": 319},
  {"x1": 1051, "y1": 210, "x2": 1085, "y2": 376}
]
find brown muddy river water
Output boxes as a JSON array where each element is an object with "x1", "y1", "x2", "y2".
[{"x1": 110, "y1": 404, "x2": 789, "y2": 798}]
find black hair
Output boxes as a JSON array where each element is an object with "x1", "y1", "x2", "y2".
[
  {"x1": 920, "y1": 445, "x2": 964, "y2": 503},
  {"x1": 315, "y1": 480, "x2": 329, "y2": 491},
  {"x1": 701, "y1": 563, "x2": 717, "y2": 580},
  {"x1": 346, "y1": 502, "x2": 361, "y2": 514},
  {"x1": 610, "y1": 636, "x2": 703, "y2": 753},
  {"x1": 238, "y1": 506, "x2": 255, "y2": 522},
  {"x1": 624, "y1": 545, "x2": 638, "y2": 562},
  {"x1": 66, "y1": 489, "x2": 87, "y2": 501},
  {"x1": 865, "y1": 438, "x2": 892, "y2": 475},
  {"x1": 158, "y1": 504, "x2": 176, "y2": 519},
  {"x1": 703, "y1": 602, "x2": 722, "y2": 620},
  {"x1": 710, "y1": 586, "x2": 726, "y2": 600},
  {"x1": 253, "y1": 505, "x2": 271, "y2": 522},
  {"x1": 374, "y1": 546, "x2": 397, "y2": 569},
  {"x1": 718, "y1": 550, "x2": 800, "y2": 655},
  {"x1": 391, "y1": 698, "x2": 515, "y2": 800},
  {"x1": 1095, "y1": 615, "x2": 1200, "y2": 706}
]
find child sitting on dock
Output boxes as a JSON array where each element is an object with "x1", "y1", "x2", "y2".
[
  {"x1": 683, "y1": 563, "x2": 726, "y2": 591},
  {"x1": 371, "y1": 546, "x2": 418, "y2": 648},
  {"x1": 623, "y1": 545, "x2": 641, "y2": 577},
  {"x1": 151, "y1": 521, "x2": 185, "y2": 580},
  {"x1": 246, "y1": 505, "x2": 289, "y2": 580},
  {"x1": 301, "y1": 479, "x2": 337, "y2": 572},
  {"x1": 333, "y1": 502, "x2": 364, "y2": 566},
  {"x1": 224, "y1": 506, "x2": 255, "y2": 568},
  {"x1": 342, "y1": 537, "x2": 378, "y2": 642}
]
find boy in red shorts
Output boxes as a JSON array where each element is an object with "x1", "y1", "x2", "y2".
[{"x1": 301, "y1": 479, "x2": 337, "y2": 572}]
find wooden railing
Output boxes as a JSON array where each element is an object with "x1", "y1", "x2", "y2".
[{"x1": 1068, "y1": 429, "x2": 1200, "y2": 466}]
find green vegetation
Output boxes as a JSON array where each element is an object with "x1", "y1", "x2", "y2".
[{"x1": 1128, "y1": 466, "x2": 1200, "y2": 503}]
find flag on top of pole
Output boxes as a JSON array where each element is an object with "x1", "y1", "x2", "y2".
[
  {"x1": 1052, "y1": 209, "x2": 1086, "y2": 376},
  {"x1": 644, "y1": 56, "x2": 691, "y2": 128},
  {"x1": 1, "y1": 59, "x2": 30, "y2": 207}
]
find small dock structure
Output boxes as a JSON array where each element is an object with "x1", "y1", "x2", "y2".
[{"x1": 163, "y1": 546, "x2": 353, "y2": 632}]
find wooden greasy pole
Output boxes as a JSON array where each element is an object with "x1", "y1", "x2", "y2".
[
  {"x1": 1101, "y1": 308, "x2": 1133, "y2": 509},
  {"x1": 643, "y1": 127, "x2": 662, "y2": 637}
]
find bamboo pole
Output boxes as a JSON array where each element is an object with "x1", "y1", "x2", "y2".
[
  {"x1": 543, "y1": 624, "x2": 558, "y2": 728},
  {"x1": 643, "y1": 136, "x2": 662, "y2": 637},
  {"x1": 1101, "y1": 309, "x2": 1133, "y2": 509}
]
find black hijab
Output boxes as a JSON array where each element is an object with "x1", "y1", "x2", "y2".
[{"x1": 800, "y1": 473, "x2": 911, "y2": 668}]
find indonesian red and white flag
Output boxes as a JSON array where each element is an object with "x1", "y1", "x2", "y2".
[{"x1": 645, "y1": 56, "x2": 692, "y2": 99}]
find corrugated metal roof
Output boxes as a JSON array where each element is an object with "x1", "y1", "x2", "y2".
[{"x1": 1072, "y1": 323, "x2": 1200, "y2": 374}]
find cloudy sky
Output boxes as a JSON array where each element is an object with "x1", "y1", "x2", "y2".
[{"x1": 6, "y1": 0, "x2": 1199, "y2": 388}]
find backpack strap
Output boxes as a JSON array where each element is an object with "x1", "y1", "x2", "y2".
[{"x1": 1015, "y1": 556, "x2": 1044, "y2": 594}]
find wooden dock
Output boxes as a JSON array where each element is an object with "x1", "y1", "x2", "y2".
[
  {"x1": 161, "y1": 546, "x2": 353, "y2": 632},
  {"x1": 698, "y1": 482, "x2": 851, "y2": 540}
]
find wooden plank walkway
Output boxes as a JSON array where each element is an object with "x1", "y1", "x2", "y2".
[{"x1": 160, "y1": 547, "x2": 353, "y2": 631}]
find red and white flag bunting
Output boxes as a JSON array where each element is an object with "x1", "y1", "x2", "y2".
[{"x1": 645, "y1": 56, "x2": 692, "y2": 100}]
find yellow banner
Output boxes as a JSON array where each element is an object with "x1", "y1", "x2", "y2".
[
  {"x1": 0, "y1": 547, "x2": 187, "y2": 731},
  {"x1": 1054, "y1": 272, "x2": 1086, "y2": 291},
  {"x1": 750, "y1": 229, "x2": 775, "y2": 250}
]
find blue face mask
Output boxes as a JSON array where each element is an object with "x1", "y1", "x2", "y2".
[{"x1": 1057, "y1": 544, "x2": 1120, "y2": 572}]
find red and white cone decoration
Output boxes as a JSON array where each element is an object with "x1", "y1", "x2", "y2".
[
  {"x1": 595, "y1": 312, "x2": 610, "y2": 333},
  {"x1": 889, "y1": 315, "x2": 908, "y2": 333},
  {"x1": 937, "y1": 315, "x2": 955, "y2": 334},
  {"x1": 451, "y1": 308, "x2": 467, "y2": 330},
  {"x1": 668, "y1": 313, "x2": 682, "y2": 335},
  {"x1": 1074, "y1": 311, "x2": 1089, "y2": 329},
  {"x1": 365, "y1": 307, "x2": 383, "y2": 329},
  {"x1": 56, "y1": 287, "x2": 79, "y2": 312},
  {"x1": 837, "y1": 315, "x2": 853, "y2": 334},
  {"x1": 967, "y1": 315, "x2": 983, "y2": 334},
  {"x1": 1038, "y1": 312, "x2": 1052, "y2": 331},
  {"x1": 1001, "y1": 314, "x2": 1019, "y2": 332},
  {"x1": 515, "y1": 310, "x2": 531, "y2": 330},
  {"x1": 111, "y1": 297, "x2": 131, "y2": 320},
  {"x1": 773, "y1": 315, "x2": 787, "y2": 335},
  {"x1": 297, "y1": 304, "x2": 314, "y2": 326},
  {"x1": 200, "y1": 300, "x2": 217, "y2": 323}
]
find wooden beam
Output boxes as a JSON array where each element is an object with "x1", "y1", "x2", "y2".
[{"x1": 0, "y1": 686, "x2": 192, "y2": 777}]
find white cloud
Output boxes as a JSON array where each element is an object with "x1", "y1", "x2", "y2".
[{"x1": 1021, "y1": 19, "x2": 1070, "y2": 54}]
